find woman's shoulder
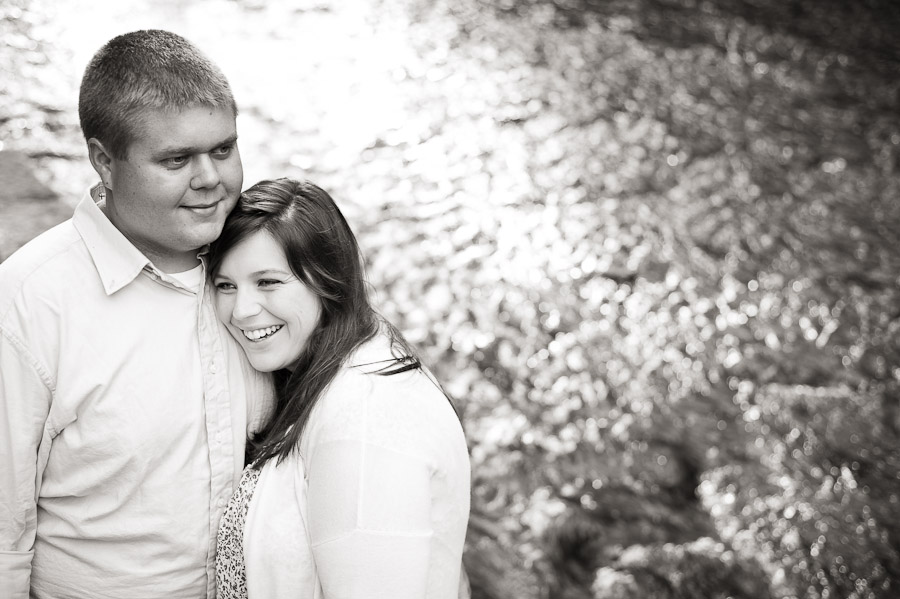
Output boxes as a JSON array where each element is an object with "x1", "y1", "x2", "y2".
[
  {"x1": 307, "y1": 333, "x2": 464, "y2": 458},
  {"x1": 348, "y1": 332, "x2": 451, "y2": 409}
]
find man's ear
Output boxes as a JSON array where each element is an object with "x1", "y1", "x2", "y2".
[{"x1": 87, "y1": 138, "x2": 115, "y2": 185}]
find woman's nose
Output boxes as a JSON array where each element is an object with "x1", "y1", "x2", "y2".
[{"x1": 231, "y1": 289, "x2": 262, "y2": 320}]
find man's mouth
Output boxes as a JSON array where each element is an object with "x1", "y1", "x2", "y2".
[
  {"x1": 183, "y1": 201, "x2": 220, "y2": 214},
  {"x1": 242, "y1": 325, "x2": 283, "y2": 342}
]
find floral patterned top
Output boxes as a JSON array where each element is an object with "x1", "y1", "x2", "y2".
[{"x1": 215, "y1": 466, "x2": 260, "y2": 599}]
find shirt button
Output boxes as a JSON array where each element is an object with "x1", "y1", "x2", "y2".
[
  {"x1": 217, "y1": 497, "x2": 226, "y2": 508},
  {"x1": 209, "y1": 363, "x2": 217, "y2": 373}
]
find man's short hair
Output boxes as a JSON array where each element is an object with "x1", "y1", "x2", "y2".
[{"x1": 78, "y1": 29, "x2": 237, "y2": 160}]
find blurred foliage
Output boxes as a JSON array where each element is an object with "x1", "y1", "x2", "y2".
[
  {"x1": 345, "y1": 1, "x2": 900, "y2": 598},
  {"x1": 3, "y1": 0, "x2": 900, "y2": 597},
  {"x1": 0, "y1": 0, "x2": 84, "y2": 190}
]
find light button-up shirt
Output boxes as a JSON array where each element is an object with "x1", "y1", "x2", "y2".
[{"x1": 0, "y1": 189, "x2": 272, "y2": 599}]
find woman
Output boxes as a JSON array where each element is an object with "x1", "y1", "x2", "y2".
[{"x1": 209, "y1": 178, "x2": 471, "y2": 598}]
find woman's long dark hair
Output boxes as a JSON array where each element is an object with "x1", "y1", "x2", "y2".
[{"x1": 209, "y1": 178, "x2": 417, "y2": 468}]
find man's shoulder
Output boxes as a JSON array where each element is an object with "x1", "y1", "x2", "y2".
[{"x1": 0, "y1": 219, "x2": 86, "y2": 315}]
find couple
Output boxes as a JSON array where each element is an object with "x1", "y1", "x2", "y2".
[{"x1": 0, "y1": 30, "x2": 470, "y2": 599}]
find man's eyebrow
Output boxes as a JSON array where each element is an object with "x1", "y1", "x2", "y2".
[{"x1": 154, "y1": 134, "x2": 238, "y2": 157}]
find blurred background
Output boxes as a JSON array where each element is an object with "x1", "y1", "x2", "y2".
[{"x1": 2, "y1": 0, "x2": 900, "y2": 597}]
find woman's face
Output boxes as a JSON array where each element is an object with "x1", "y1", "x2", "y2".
[{"x1": 213, "y1": 230, "x2": 322, "y2": 372}]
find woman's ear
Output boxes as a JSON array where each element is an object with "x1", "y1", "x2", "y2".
[{"x1": 87, "y1": 138, "x2": 115, "y2": 185}]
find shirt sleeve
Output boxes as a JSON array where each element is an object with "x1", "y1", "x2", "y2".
[
  {"x1": 306, "y1": 438, "x2": 434, "y2": 599},
  {"x1": 245, "y1": 363, "x2": 275, "y2": 436},
  {"x1": 0, "y1": 332, "x2": 53, "y2": 599}
]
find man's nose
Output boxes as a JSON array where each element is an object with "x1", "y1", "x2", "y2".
[{"x1": 190, "y1": 154, "x2": 222, "y2": 190}]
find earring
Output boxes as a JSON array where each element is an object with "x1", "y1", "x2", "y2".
[{"x1": 98, "y1": 184, "x2": 106, "y2": 202}]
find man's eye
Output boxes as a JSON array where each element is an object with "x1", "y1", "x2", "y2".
[
  {"x1": 212, "y1": 144, "x2": 234, "y2": 158},
  {"x1": 164, "y1": 155, "x2": 189, "y2": 167}
]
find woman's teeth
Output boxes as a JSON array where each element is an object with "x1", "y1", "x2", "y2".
[{"x1": 243, "y1": 325, "x2": 283, "y2": 341}]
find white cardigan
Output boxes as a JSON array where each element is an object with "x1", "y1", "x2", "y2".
[{"x1": 227, "y1": 334, "x2": 471, "y2": 598}]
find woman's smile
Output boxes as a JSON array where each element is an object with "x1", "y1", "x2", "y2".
[
  {"x1": 241, "y1": 324, "x2": 283, "y2": 342},
  {"x1": 213, "y1": 230, "x2": 322, "y2": 372}
]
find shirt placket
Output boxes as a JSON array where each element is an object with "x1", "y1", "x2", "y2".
[
  {"x1": 197, "y1": 273, "x2": 235, "y2": 598},
  {"x1": 147, "y1": 265, "x2": 235, "y2": 597}
]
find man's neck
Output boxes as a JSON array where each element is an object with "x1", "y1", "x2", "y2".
[
  {"x1": 96, "y1": 200, "x2": 202, "y2": 274},
  {"x1": 149, "y1": 253, "x2": 202, "y2": 274}
]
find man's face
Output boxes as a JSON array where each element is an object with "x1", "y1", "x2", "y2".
[{"x1": 104, "y1": 106, "x2": 243, "y2": 272}]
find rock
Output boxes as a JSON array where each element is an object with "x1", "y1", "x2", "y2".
[{"x1": 0, "y1": 150, "x2": 72, "y2": 262}]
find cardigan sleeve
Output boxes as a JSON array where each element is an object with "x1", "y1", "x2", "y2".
[{"x1": 305, "y1": 438, "x2": 434, "y2": 599}]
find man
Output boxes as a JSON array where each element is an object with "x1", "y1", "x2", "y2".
[{"x1": 0, "y1": 30, "x2": 271, "y2": 598}]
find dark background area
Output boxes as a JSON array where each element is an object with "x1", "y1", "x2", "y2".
[{"x1": 2, "y1": 0, "x2": 899, "y2": 597}]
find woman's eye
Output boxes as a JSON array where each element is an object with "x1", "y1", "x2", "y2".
[
  {"x1": 214, "y1": 281, "x2": 235, "y2": 292},
  {"x1": 258, "y1": 279, "x2": 281, "y2": 288}
]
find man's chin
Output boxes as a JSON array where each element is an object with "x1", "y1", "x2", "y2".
[{"x1": 187, "y1": 217, "x2": 228, "y2": 243}]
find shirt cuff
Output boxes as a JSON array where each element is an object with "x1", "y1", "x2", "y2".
[{"x1": 0, "y1": 549, "x2": 33, "y2": 599}]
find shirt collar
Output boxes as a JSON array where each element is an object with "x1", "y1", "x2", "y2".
[
  {"x1": 72, "y1": 185, "x2": 211, "y2": 295},
  {"x1": 72, "y1": 185, "x2": 151, "y2": 295}
]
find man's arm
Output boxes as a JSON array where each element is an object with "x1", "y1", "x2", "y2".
[{"x1": 0, "y1": 331, "x2": 53, "y2": 599}]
